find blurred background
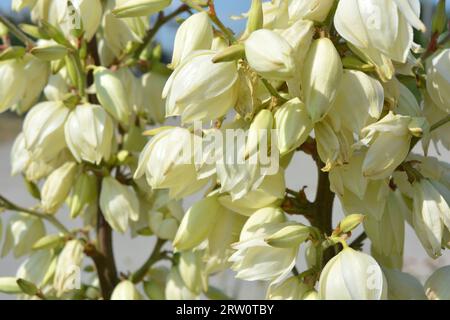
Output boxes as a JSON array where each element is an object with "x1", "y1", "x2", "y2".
[{"x1": 0, "y1": 0, "x2": 449, "y2": 300}]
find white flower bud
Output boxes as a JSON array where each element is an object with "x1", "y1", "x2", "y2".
[
  {"x1": 165, "y1": 267, "x2": 198, "y2": 300},
  {"x1": 173, "y1": 196, "x2": 220, "y2": 251},
  {"x1": 218, "y1": 171, "x2": 285, "y2": 216},
  {"x1": 288, "y1": 0, "x2": 334, "y2": 23},
  {"x1": 359, "y1": 112, "x2": 427, "y2": 180},
  {"x1": 265, "y1": 223, "x2": 310, "y2": 248},
  {"x1": 94, "y1": 67, "x2": 132, "y2": 124},
  {"x1": 278, "y1": 19, "x2": 314, "y2": 70},
  {"x1": 100, "y1": 177, "x2": 140, "y2": 234},
  {"x1": 24, "y1": 149, "x2": 73, "y2": 183},
  {"x1": 148, "y1": 192, "x2": 183, "y2": 240},
  {"x1": 12, "y1": 55, "x2": 50, "y2": 114},
  {"x1": 0, "y1": 59, "x2": 27, "y2": 113},
  {"x1": 10, "y1": 133, "x2": 30, "y2": 177},
  {"x1": 245, "y1": 29, "x2": 296, "y2": 80},
  {"x1": 266, "y1": 276, "x2": 310, "y2": 300},
  {"x1": 328, "y1": 70, "x2": 384, "y2": 134},
  {"x1": 393, "y1": 0, "x2": 426, "y2": 32},
  {"x1": 260, "y1": 0, "x2": 289, "y2": 30},
  {"x1": 134, "y1": 127, "x2": 208, "y2": 199},
  {"x1": 1, "y1": 214, "x2": 45, "y2": 258},
  {"x1": 340, "y1": 180, "x2": 390, "y2": 221},
  {"x1": 163, "y1": 50, "x2": 239, "y2": 123},
  {"x1": 23, "y1": 101, "x2": 69, "y2": 162},
  {"x1": 0, "y1": 278, "x2": 21, "y2": 294},
  {"x1": 55, "y1": 0, "x2": 102, "y2": 41},
  {"x1": 16, "y1": 250, "x2": 54, "y2": 287},
  {"x1": 53, "y1": 239, "x2": 84, "y2": 297},
  {"x1": 302, "y1": 38, "x2": 343, "y2": 123},
  {"x1": 230, "y1": 207, "x2": 297, "y2": 283},
  {"x1": 275, "y1": 98, "x2": 313, "y2": 155},
  {"x1": 178, "y1": 251, "x2": 208, "y2": 294},
  {"x1": 319, "y1": 247, "x2": 387, "y2": 300},
  {"x1": 41, "y1": 162, "x2": 77, "y2": 214},
  {"x1": 102, "y1": 13, "x2": 143, "y2": 58},
  {"x1": 334, "y1": 0, "x2": 424, "y2": 63},
  {"x1": 170, "y1": 12, "x2": 213, "y2": 69},
  {"x1": 383, "y1": 268, "x2": 426, "y2": 300},
  {"x1": 364, "y1": 190, "x2": 406, "y2": 268},
  {"x1": 426, "y1": 49, "x2": 450, "y2": 113},
  {"x1": 112, "y1": 0, "x2": 172, "y2": 18},
  {"x1": 206, "y1": 208, "x2": 247, "y2": 274},
  {"x1": 44, "y1": 68, "x2": 71, "y2": 101},
  {"x1": 64, "y1": 104, "x2": 114, "y2": 165},
  {"x1": 141, "y1": 71, "x2": 167, "y2": 124},
  {"x1": 412, "y1": 179, "x2": 450, "y2": 258},
  {"x1": 329, "y1": 153, "x2": 367, "y2": 199},
  {"x1": 315, "y1": 119, "x2": 352, "y2": 172},
  {"x1": 425, "y1": 266, "x2": 450, "y2": 300},
  {"x1": 246, "y1": 109, "x2": 274, "y2": 158},
  {"x1": 111, "y1": 281, "x2": 142, "y2": 300}
]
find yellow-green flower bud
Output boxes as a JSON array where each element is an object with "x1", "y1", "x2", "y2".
[
  {"x1": 173, "y1": 196, "x2": 220, "y2": 251},
  {"x1": 41, "y1": 162, "x2": 77, "y2": 214},
  {"x1": 265, "y1": 223, "x2": 310, "y2": 248},
  {"x1": 100, "y1": 177, "x2": 140, "y2": 234},
  {"x1": 302, "y1": 38, "x2": 343, "y2": 123},
  {"x1": 275, "y1": 98, "x2": 313, "y2": 155},
  {"x1": 69, "y1": 172, "x2": 97, "y2": 218},
  {"x1": 338, "y1": 214, "x2": 365, "y2": 234}
]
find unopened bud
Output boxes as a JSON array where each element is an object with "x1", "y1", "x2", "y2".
[
  {"x1": 432, "y1": 0, "x2": 447, "y2": 34},
  {"x1": 112, "y1": 0, "x2": 172, "y2": 18},
  {"x1": 19, "y1": 24, "x2": 42, "y2": 39},
  {"x1": 245, "y1": 0, "x2": 263, "y2": 35},
  {"x1": 69, "y1": 173, "x2": 97, "y2": 218},
  {"x1": 33, "y1": 234, "x2": 65, "y2": 251},
  {"x1": 265, "y1": 224, "x2": 310, "y2": 248},
  {"x1": 337, "y1": 214, "x2": 365, "y2": 234},
  {"x1": 31, "y1": 44, "x2": 68, "y2": 61},
  {"x1": 16, "y1": 278, "x2": 39, "y2": 296},
  {"x1": 39, "y1": 21, "x2": 71, "y2": 47},
  {"x1": 0, "y1": 46, "x2": 26, "y2": 61},
  {"x1": 212, "y1": 44, "x2": 245, "y2": 63},
  {"x1": 0, "y1": 277, "x2": 21, "y2": 294}
]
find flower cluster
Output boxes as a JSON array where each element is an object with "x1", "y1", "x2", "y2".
[{"x1": 0, "y1": 0, "x2": 449, "y2": 300}]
